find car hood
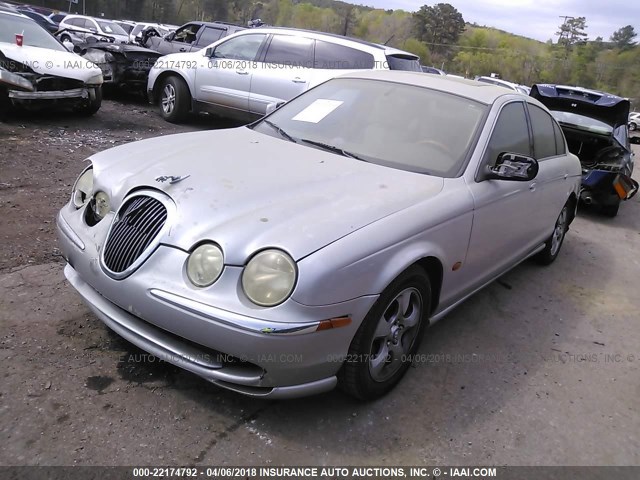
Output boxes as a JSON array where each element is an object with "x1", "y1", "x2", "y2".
[
  {"x1": 82, "y1": 42, "x2": 160, "y2": 56},
  {"x1": 0, "y1": 43, "x2": 102, "y2": 81},
  {"x1": 89, "y1": 128, "x2": 444, "y2": 264},
  {"x1": 531, "y1": 84, "x2": 630, "y2": 129}
]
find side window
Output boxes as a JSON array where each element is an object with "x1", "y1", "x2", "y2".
[
  {"x1": 483, "y1": 102, "x2": 531, "y2": 166},
  {"x1": 263, "y1": 35, "x2": 314, "y2": 67},
  {"x1": 314, "y1": 41, "x2": 374, "y2": 69},
  {"x1": 131, "y1": 25, "x2": 142, "y2": 37},
  {"x1": 553, "y1": 120, "x2": 566, "y2": 155},
  {"x1": 213, "y1": 34, "x2": 267, "y2": 61},
  {"x1": 86, "y1": 19, "x2": 97, "y2": 32},
  {"x1": 197, "y1": 27, "x2": 225, "y2": 46},
  {"x1": 174, "y1": 24, "x2": 201, "y2": 44},
  {"x1": 528, "y1": 104, "x2": 558, "y2": 159}
]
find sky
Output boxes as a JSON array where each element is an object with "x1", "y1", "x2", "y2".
[{"x1": 345, "y1": 0, "x2": 640, "y2": 42}]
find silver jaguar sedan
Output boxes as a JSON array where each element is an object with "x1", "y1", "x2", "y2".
[{"x1": 57, "y1": 71, "x2": 582, "y2": 400}]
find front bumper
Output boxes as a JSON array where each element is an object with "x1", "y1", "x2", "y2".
[
  {"x1": 56, "y1": 204, "x2": 377, "y2": 398},
  {"x1": 8, "y1": 87, "x2": 90, "y2": 100}
]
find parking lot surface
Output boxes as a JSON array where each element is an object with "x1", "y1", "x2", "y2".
[{"x1": 1, "y1": 100, "x2": 639, "y2": 466}]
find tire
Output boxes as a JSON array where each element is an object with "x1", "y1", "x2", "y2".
[
  {"x1": 79, "y1": 86, "x2": 102, "y2": 116},
  {"x1": 534, "y1": 203, "x2": 570, "y2": 265},
  {"x1": 630, "y1": 122, "x2": 637, "y2": 131},
  {"x1": 0, "y1": 87, "x2": 9, "y2": 122},
  {"x1": 60, "y1": 34, "x2": 72, "y2": 44},
  {"x1": 601, "y1": 201, "x2": 620, "y2": 218},
  {"x1": 338, "y1": 265, "x2": 431, "y2": 400},
  {"x1": 159, "y1": 75, "x2": 190, "y2": 123}
]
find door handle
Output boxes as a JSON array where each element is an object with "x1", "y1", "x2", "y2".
[
  {"x1": 529, "y1": 182, "x2": 537, "y2": 191},
  {"x1": 236, "y1": 70, "x2": 249, "y2": 75},
  {"x1": 179, "y1": 48, "x2": 186, "y2": 52},
  {"x1": 291, "y1": 77, "x2": 306, "y2": 84},
  {"x1": 564, "y1": 174, "x2": 568, "y2": 180}
]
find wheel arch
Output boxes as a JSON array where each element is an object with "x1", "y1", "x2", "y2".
[
  {"x1": 413, "y1": 256, "x2": 443, "y2": 315},
  {"x1": 152, "y1": 70, "x2": 194, "y2": 104}
]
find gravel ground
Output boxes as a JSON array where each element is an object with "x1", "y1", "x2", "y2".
[{"x1": 0, "y1": 99, "x2": 639, "y2": 468}]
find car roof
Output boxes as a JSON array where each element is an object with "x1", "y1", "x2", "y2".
[
  {"x1": 233, "y1": 27, "x2": 417, "y2": 57},
  {"x1": 338, "y1": 70, "x2": 529, "y2": 105}
]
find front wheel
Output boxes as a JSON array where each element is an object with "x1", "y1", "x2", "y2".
[
  {"x1": 339, "y1": 266, "x2": 430, "y2": 400},
  {"x1": 534, "y1": 203, "x2": 570, "y2": 265},
  {"x1": 79, "y1": 86, "x2": 102, "y2": 116},
  {"x1": 629, "y1": 122, "x2": 637, "y2": 131},
  {"x1": 159, "y1": 76, "x2": 190, "y2": 123}
]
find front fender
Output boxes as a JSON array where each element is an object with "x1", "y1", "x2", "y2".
[{"x1": 293, "y1": 183, "x2": 474, "y2": 308}]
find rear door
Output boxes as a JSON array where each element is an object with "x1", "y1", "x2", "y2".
[
  {"x1": 248, "y1": 34, "x2": 314, "y2": 115},
  {"x1": 526, "y1": 102, "x2": 574, "y2": 234}
]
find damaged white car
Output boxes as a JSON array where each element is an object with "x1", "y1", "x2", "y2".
[{"x1": 0, "y1": 11, "x2": 103, "y2": 118}]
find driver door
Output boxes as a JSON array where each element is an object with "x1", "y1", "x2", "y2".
[
  {"x1": 195, "y1": 33, "x2": 268, "y2": 113},
  {"x1": 463, "y1": 101, "x2": 543, "y2": 290}
]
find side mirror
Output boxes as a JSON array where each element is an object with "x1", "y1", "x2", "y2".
[
  {"x1": 630, "y1": 136, "x2": 640, "y2": 145},
  {"x1": 164, "y1": 32, "x2": 175, "y2": 41},
  {"x1": 204, "y1": 47, "x2": 214, "y2": 57},
  {"x1": 265, "y1": 101, "x2": 285, "y2": 115},
  {"x1": 487, "y1": 152, "x2": 539, "y2": 181}
]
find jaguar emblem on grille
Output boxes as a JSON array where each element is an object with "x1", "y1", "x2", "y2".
[{"x1": 155, "y1": 175, "x2": 190, "y2": 184}]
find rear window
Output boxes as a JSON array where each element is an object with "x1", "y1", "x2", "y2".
[
  {"x1": 386, "y1": 54, "x2": 421, "y2": 72},
  {"x1": 265, "y1": 35, "x2": 314, "y2": 67},
  {"x1": 198, "y1": 26, "x2": 225, "y2": 46},
  {"x1": 314, "y1": 41, "x2": 374, "y2": 69}
]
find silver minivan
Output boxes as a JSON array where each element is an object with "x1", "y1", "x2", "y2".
[{"x1": 147, "y1": 27, "x2": 422, "y2": 123}]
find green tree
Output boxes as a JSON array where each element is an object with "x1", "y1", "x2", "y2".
[
  {"x1": 413, "y1": 3, "x2": 465, "y2": 58},
  {"x1": 610, "y1": 25, "x2": 637, "y2": 50},
  {"x1": 556, "y1": 16, "x2": 588, "y2": 50}
]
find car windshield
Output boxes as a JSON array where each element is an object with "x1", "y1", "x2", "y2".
[
  {"x1": 252, "y1": 77, "x2": 487, "y2": 177},
  {"x1": 0, "y1": 14, "x2": 65, "y2": 51},
  {"x1": 552, "y1": 111, "x2": 612, "y2": 135},
  {"x1": 97, "y1": 20, "x2": 127, "y2": 35}
]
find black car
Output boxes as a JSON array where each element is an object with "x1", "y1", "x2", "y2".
[
  {"x1": 80, "y1": 41, "x2": 162, "y2": 91},
  {"x1": 141, "y1": 21, "x2": 245, "y2": 54},
  {"x1": 531, "y1": 84, "x2": 640, "y2": 217},
  {"x1": 18, "y1": 9, "x2": 59, "y2": 33}
]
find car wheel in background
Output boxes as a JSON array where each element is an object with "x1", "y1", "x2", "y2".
[
  {"x1": 0, "y1": 87, "x2": 10, "y2": 121},
  {"x1": 160, "y1": 75, "x2": 190, "y2": 123},
  {"x1": 339, "y1": 265, "x2": 430, "y2": 400},
  {"x1": 629, "y1": 122, "x2": 637, "y2": 131},
  {"x1": 60, "y1": 34, "x2": 72, "y2": 43},
  {"x1": 534, "y1": 202, "x2": 570, "y2": 265},
  {"x1": 79, "y1": 86, "x2": 102, "y2": 116}
]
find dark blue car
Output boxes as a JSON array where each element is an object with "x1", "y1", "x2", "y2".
[{"x1": 531, "y1": 84, "x2": 639, "y2": 217}]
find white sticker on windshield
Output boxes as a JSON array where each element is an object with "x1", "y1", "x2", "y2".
[{"x1": 292, "y1": 99, "x2": 343, "y2": 123}]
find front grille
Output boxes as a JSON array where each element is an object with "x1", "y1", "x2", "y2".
[{"x1": 103, "y1": 195, "x2": 167, "y2": 273}]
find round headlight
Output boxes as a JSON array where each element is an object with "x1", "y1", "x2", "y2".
[
  {"x1": 93, "y1": 191, "x2": 111, "y2": 219},
  {"x1": 72, "y1": 168, "x2": 93, "y2": 208},
  {"x1": 242, "y1": 249, "x2": 297, "y2": 306},
  {"x1": 186, "y1": 243, "x2": 224, "y2": 287}
]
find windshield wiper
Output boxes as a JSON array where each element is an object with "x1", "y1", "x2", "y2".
[
  {"x1": 263, "y1": 120, "x2": 297, "y2": 143},
  {"x1": 299, "y1": 138, "x2": 365, "y2": 161}
]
